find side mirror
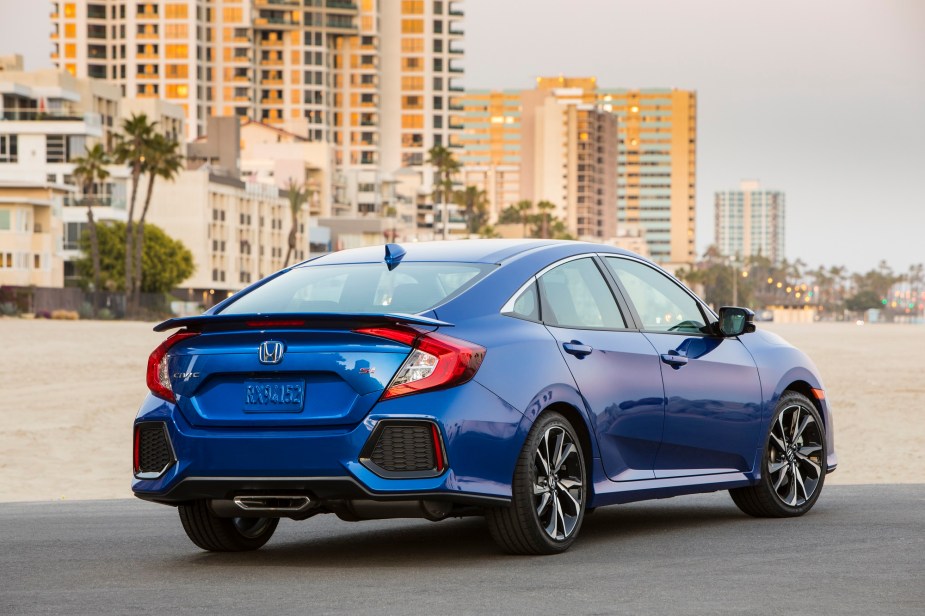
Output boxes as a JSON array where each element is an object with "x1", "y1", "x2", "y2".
[{"x1": 717, "y1": 306, "x2": 756, "y2": 337}]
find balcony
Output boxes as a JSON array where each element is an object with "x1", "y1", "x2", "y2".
[
  {"x1": 326, "y1": 0, "x2": 358, "y2": 10},
  {"x1": 64, "y1": 196, "x2": 125, "y2": 209},
  {"x1": 0, "y1": 108, "x2": 99, "y2": 125},
  {"x1": 255, "y1": 0, "x2": 299, "y2": 5},
  {"x1": 448, "y1": 43, "x2": 464, "y2": 55},
  {"x1": 255, "y1": 15, "x2": 298, "y2": 28},
  {"x1": 326, "y1": 17, "x2": 357, "y2": 32}
]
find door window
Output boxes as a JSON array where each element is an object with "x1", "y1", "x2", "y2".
[
  {"x1": 538, "y1": 258, "x2": 626, "y2": 329},
  {"x1": 605, "y1": 257, "x2": 707, "y2": 333}
]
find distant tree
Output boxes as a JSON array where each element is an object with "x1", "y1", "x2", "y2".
[
  {"x1": 76, "y1": 221, "x2": 193, "y2": 294},
  {"x1": 426, "y1": 145, "x2": 460, "y2": 239},
  {"x1": 453, "y1": 185, "x2": 488, "y2": 234},
  {"x1": 113, "y1": 113, "x2": 157, "y2": 302},
  {"x1": 845, "y1": 290, "x2": 882, "y2": 313},
  {"x1": 71, "y1": 143, "x2": 111, "y2": 300},
  {"x1": 534, "y1": 200, "x2": 556, "y2": 238},
  {"x1": 134, "y1": 133, "x2": 183, "y2": 308},
  {"x1": 283, "y1": 178, "x2": 309, "y2": 267}
]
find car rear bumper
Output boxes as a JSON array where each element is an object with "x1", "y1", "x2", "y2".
[{"x1": 132, "y1": 380, "x2": 526, "y2": 506}]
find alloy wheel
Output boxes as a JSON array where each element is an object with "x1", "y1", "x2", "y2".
[
  {"x1": 532, "y1": 425, "x2": 584, "y2": 541},
  {"x1": 767, "y1": 404, "x2": 824, "y2": 507}
]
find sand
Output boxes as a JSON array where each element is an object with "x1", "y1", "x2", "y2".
[{"x1": 1, "y1": 318, "x2": 922, "y2": 502}]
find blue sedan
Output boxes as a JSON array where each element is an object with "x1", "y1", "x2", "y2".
[{"x1": 133, "y1": 240, "x2": 836, "y2": 554}]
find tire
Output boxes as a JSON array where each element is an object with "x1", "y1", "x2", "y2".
[
  {"x1": 730, "y1": 391, "x2": 827, "y2": 518},
  {"x1": 178, "y1": 500, "x2": 279, "y2": 552},
  {"x1": 486, "y1": 411, "x2": 587, "y2": 555}
]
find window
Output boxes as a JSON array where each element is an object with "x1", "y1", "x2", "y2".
[
  {"x1": 0, "y1": 135, "x2": 17, "y2": 163},
  {"x1": 401, "y1": 19, "x2": 423, "y2": 34},
  {"x1": 538, "y1": 258, "x2": 625, "y2": 330},
  {"x1": 220, "y1": 263, "x2": 493, "y2": 316},
  {"x1": 604, "y1": 257, "x2": 706, "y2": 333},
  {"x1": 46, "y1": 135, "x2": 68, "y2": 163},
  {"x1": 504, "y1": 282, "x2": 540, "y2": 322},
  {"x1": 166, "y1": 44, "x2": 188, "y2": 58},
  {"x1": 0, "y1": 210, "x2": 10, "y2": 230},
  {"x1": 165, "y1": 3, "x2": 188, "y2": 19}
]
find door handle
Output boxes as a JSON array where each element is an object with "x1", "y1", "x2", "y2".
[
  {"x1": 660, "y1": 353, "x2": 689, "y2": 367},
  {"x1": 563, "y1": 341, "x2": 593, "y2": 358}
]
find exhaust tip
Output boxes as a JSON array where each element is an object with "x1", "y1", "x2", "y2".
[{"x1": 232, "y1": 495, "x2": 313, "y2": 513}]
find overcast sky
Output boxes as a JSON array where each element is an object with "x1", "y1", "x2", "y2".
[{"x1": 2, "y1": 0, "x2": 922, "y2": 273}]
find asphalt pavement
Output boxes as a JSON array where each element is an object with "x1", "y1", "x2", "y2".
[{"x1": 1, "y1": 484, "x2": 922, "y2": 615}]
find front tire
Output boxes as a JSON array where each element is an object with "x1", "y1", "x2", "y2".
[
  {"x1": 486, "y1": 411, "x2": 587, "y2": 555},
  {"x1": 178, "y1": 500, "x2": 279, "y2": 552},
  {"x1": 730, "y1": 391, "x2": 827, "y2": 517}
]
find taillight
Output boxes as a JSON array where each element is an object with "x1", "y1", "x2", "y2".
[
  {"x1": 354, "y1": 327, "x2": 485, "y2": 399},
  {"x1": 146, "y1": 331, "x2": 198, "y2": 403}
]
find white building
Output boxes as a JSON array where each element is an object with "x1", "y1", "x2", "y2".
[{"x1": 715, "y1": 180, "x2": 786, "y2": 264}]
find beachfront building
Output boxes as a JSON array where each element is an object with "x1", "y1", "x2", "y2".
[
  {"x1": 50, "y1": 0, "x2": 466, "y2": 223},
  {"x1": 596, "y1": 87, "x2": 697, "y2": 269},
  {"x1": 520, "y1": 82, "x2": 618, "y2": 240},
  {"x1": 457, "y1": 78, "x2": 695, "y2": 263},
  {"x1": 0, "y1": 181, "x2": 69, "y2": 288},
  {"x1": 715, "y1": 179, "x2": 786, "y2": 264},
  {"x1": 457, "y1": 89, "x2": 521, "y2": 223}
]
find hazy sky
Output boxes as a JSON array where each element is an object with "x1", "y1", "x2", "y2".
[{"x1": 2, "y1": 0, "x2": 923, "y2": 273}]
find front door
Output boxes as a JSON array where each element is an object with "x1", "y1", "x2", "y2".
[{"x1": 602, "y1": 256, "x2": 764, "y2": 478}]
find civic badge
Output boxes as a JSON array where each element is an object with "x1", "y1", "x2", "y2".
[{"x1": 258, "y1": 340, "x2": 285, "y2": 365}]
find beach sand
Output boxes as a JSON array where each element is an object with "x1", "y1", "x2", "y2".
[{"x1": 1, "y1": 318, "x2": 922, "y2": 502}]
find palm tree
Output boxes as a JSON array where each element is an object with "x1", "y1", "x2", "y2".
[
  {"x1": 133, "y1": 133, "x2": 183, "y2": 307},
  {"x1": 71, "y1": 143, "x2": 111, "y2": 308},
  {"x1": 113, "y1": 113, "x2": 157, "y2": 299},
  {"x1": 426, "y1": 145, "x2": 460, "y2": 239},
  {"x1": 535, "y1": 200, "x2": 556, "y2": 239},
  {"x1": 453, "y1": 185, "x2": 488, "y2": 234},
  {"x1": 283, "y1": 178, "x2": 309, "y2": 268},
  {"x1": 514, "y1": 199, "x2": 533, "y2": 238}
]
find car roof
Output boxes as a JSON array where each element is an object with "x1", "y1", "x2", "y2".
[{"x1": 300, "y1": 239, "x2": 638, "y2": 266}]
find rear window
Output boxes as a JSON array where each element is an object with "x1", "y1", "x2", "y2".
[{"x1": 220, "y1": 262, "x2": 493, "y2": 315}]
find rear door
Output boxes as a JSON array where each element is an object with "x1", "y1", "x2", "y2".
[
  {"x1": 602, "y1": 256, "x2": 764, "y2": 477},
  {"x1": 536, "y1": 256, "x2": 665, "y2": 482}
]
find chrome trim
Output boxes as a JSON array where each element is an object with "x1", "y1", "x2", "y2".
[
  {"x1": 500, "y1": 253, "x2": 595, "y2": 315},
  {"x1": 232, "y1": 495, "x2": 314, "y2": 513}
]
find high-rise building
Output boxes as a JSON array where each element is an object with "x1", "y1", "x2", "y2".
[
  {"x1": 457, "y1": 89, "x2": 521, "y2": 223},
  {"x1": 460, "y1": 79, "x2": 695, "y2": 263},
  {"x1": 49, "y1": 0, "x2": 465, "y2": 221},
  {"x1": 715, "y1": 180, "x2": 785, "y2": 264},
  {"x1": 520, "y1": 84, "x2": 617, "y2": 240},
  {"x1": 597, "y1": 88, "x2": 697, "y2": 268}
]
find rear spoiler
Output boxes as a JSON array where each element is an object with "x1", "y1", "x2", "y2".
[{"x1": 153, "y1": 312, "x2": 453, "y2": 333}]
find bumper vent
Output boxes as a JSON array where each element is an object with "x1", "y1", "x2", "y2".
[
  {"x1": 134, "y1": 423, "x2": 176, "y2": 479},
  {"x1": 360, "y1": 421, "x2": 446, "y2": 479}
]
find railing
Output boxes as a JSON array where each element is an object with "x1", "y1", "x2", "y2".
[
  {"x1": 0, "y1": 109, "x2": 101, "y2": 128},
  {"x1": 63, "y1": 196, "x2": 126, "y2": 210},
  {"x1": 326, "y1": 0, "x2": 358, "y2": 9}
]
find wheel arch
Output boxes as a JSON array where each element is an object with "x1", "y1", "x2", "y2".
[{"x1": 781, "y1": 380, "x2": 824, "y2": 424}]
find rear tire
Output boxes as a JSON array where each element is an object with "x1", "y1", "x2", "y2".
[
  {"x1": 730, "y1": 391, "x2": 827, "y2": 518},
  {"x1": 486, "y1": 411, "x2": 587, "y2": 555},
  {"x1": 178, "y1": 500, "x2": 279, "y2": 552}
]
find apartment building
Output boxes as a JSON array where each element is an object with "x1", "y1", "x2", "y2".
[
  {"x1": 715, "y1": 179, "x2": 785, "y2": 264},
  {"x1": 520, "y1": 84, "x2": 617, "y2": 240},
  {"x1": 597, "y1": 87, "x2": 697, "y2": 268},
  {"x1": 457, "y1": 89, "x2": 521, "y2": 223},
  {"x1": 50, "y1": 0, "x2": 465, "y2": 222}
]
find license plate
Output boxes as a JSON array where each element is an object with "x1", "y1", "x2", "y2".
[{"x1": 243, "y1": 380, "x2": 305, "y2": 413}]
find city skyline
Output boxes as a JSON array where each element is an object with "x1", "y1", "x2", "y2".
[{"x1": 2, "y1": 0, "x2": 923, "y2": 273}]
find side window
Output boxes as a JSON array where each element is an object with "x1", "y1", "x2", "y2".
[
  {"x1": 604, "y1": 257, "x2": 706, "y2": 333},
  {"x1": 504, "y1": 281, "x2": 540, "y2": 321},
  {"x1": 537, "y1": 258, "x2": 626, "y2": 330}
]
